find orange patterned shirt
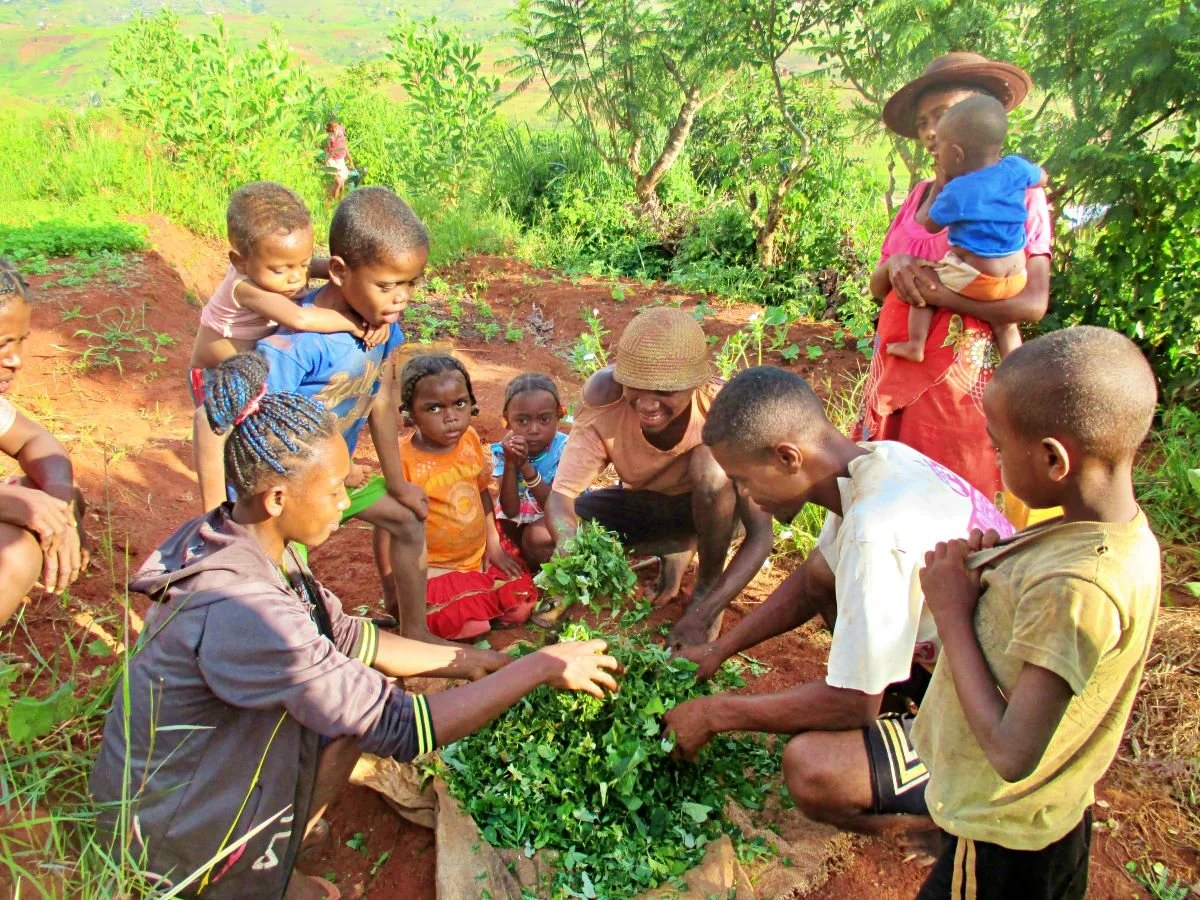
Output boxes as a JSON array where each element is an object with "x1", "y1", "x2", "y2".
[{"x1": 400, "y1": 427, "x2": 491, "y2": 572}]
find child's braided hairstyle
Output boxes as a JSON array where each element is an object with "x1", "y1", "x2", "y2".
[
  {"x1": 0, "y1": 258, "x2": 28, "y2": 309},
  {"x1": 502, "y1": 372, "x2": 565, "y2": 419},
  {"x1": 399, "y1": 354, "x2": 479, "y2": 420},
  {"x1": 203, "y1": 351, "x2": 337, "y2": 497}
]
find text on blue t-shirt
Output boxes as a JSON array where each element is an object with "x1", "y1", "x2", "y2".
[
  {"x1": 929, "y1": 155, "x2": 1043, "y2": 258},
  {"x1": 256, "y1": 288, "x2": 405, "y2": 455}
]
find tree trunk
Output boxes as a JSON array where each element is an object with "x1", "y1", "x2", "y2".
[
  {"x1": 634, "y1": 88, "x2": 705, "y2": 214},
  {"x1": 755, "y1": 160, "x2": 809, "y2": 267}
]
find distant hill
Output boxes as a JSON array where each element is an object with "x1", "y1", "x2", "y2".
[{"x1": 0, "y1": 0, "x2": 525, "y2": 108}]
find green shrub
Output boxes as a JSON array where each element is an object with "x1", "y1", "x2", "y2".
[{"x1": 0, "y1": 221, "x2": 146, "y2": 261}]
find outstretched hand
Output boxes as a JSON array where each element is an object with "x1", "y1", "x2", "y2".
[{"x1": 538, "y1": 639, "x2": 621, "y2": 698}]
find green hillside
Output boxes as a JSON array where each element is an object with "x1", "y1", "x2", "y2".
[{"x1": 0, "y1": 0, "x2": 521, "y2": 105}]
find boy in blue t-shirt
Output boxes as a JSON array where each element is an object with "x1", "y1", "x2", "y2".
[
  {"x1": 198, "y1": 187, "x2": 447, "y2": 645},
  {"x1": 888, "y1": 94, "x2": 1047, "y2": 363}
]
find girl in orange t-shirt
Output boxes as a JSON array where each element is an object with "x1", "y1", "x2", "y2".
[{"x1": 380, "y1": 355, "x2": 535, "y2": 641}]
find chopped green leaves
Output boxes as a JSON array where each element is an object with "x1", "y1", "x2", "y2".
[{"x1": 440, "y1": 623, "x2": 780, "y2": 898}]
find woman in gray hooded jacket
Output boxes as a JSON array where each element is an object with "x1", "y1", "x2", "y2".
[{"x1": 90, "y1": 352, "x2": 620, "y2": 900}]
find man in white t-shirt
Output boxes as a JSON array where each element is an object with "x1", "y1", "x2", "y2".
[{"x1": 663, "y1": 366, "x2": 1012, "y2": 832}]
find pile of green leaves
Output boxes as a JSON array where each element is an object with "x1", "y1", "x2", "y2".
[
  {"x1": 440, "y1": 623, "x2": 780, "y2": 898},
  {"x1": 534, "y1": 521, "x2": 637, "y2": 609}
]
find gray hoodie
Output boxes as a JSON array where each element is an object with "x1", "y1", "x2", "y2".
[{"x1": 90, "y1": 506, "x2": 435, "y2": 899}]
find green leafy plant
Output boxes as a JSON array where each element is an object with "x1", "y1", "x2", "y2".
[
  {"x1": 0, "y1": 222, "x2": 147, "y2": 262},
  {"x1": 567, "y1": 309, "x2": 610, "y2": 377},
  {"x1": 478, "y1": 321, "x2": 502, "y2": 342},
  {"x1": 345, "y1": 832, "x2": 368, "y2": 854},
  {"x1": 1125, "y1": 860, "x2": 1191, "y2": 900},
  {"x1": 534, "y1": 521, "x2": 637, "y2": 610},
  {"x1": 73, "y1": 306, "x2": 174, "y2": 373},
  {"x1": 505, "y1": 321, "x2": 524, "y2": 343},
  {"x1": 440, "y1": 622, "x2": 782, "y2": 898}
]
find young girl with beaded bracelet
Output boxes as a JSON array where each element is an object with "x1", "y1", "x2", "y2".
[{"x1": 492, "y1": 372, "x2": 568, "y2": 568}]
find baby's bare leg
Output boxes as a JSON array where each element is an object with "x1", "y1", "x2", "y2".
[
  {"x1": 994, "y1": 323, "x2": 1023, "y2": 357},
  {"x1": 887, "y1": 305, "x2": 934, "y2": 362}
]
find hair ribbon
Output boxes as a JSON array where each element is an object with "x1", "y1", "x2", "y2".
[{"x1": 233, "y1": 385, "x2": 267, "y2": 426}]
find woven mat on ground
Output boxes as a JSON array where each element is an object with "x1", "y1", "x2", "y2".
[{"x1": 349, "y1": 754, "x2": 851, "y2": 899}]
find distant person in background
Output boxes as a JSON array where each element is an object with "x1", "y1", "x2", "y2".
[
  {"x1": 856, "y1": 52, "x2": 1053, "y2": 528},
  {"x1": 324, "y1": 119, "x2": 354, "y2": 200},
  {"x1": 0, "y1": 259, "x2": 88, "y2": 625}
]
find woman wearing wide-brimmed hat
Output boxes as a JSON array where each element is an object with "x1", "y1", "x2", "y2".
[
  {"x1": 545, "y1": 307, "x2": 774, "y2": 646},
  {"x1": 855, "y1": 53, "x2": 1053, "y2": 523}
]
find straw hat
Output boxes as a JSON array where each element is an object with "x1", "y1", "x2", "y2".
[
  {"x1": 882, "y1": 52, "x2": 1032, "y2": 140},
  {"x1": 613, "y1": 307, "x2": 711, "y2": 392}
]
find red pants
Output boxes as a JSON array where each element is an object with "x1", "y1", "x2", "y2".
[{"x1": 426, "y1": 564, "x2": 536, "y2": 641}]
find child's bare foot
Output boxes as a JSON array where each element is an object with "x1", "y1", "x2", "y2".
[{"x1": 886, "y1": 340, "x2": 925, "y2": 362}]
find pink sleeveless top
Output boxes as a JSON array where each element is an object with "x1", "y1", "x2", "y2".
[{"x1": 198, "y1": 266, "x2": 278, "y2": 341}]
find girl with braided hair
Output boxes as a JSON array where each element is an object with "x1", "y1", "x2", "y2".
[
  {"x1": 374, "y1": 354, "x2": 537, "y2": 641},
  {"x1": 0, "y1": 258, "x2": 88, "y2": 626},
  {"x1": 92, "y1": 351, "x2": 621, "y2": 900}
]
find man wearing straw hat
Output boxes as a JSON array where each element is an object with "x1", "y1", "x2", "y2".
[{"x1": 545, "y1": 307, "x2": 774, "y2": 644}]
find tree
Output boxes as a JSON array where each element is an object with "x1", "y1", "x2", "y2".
[
  {"x1": 722, "y1": 0, "x2": 825, "y2": 265},
  {"x1": 384, "y1": 16, "x2": 501, "y2": 204},
  {"x1": 507, "y1": 0, "x2": 747, "y2": 214},
  {"x1": 1021, "y1": 0, "x2": 1200, "y2": 397},
  {"x1": 109, "y1": 12, "x2": 325, "y2": 185}
]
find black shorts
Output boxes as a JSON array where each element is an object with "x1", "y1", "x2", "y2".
[
  {"x1": 864, "y1": 712, "x2": 930, "y2": 816},
  {"x1": 574, "y1": 488, "x2": 695, "y2": 545},
  {"x1": 916, "y1": 811, "x2": 1092, "y2": 900}
]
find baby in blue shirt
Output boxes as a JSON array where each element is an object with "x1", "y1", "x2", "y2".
[{"x1": 889, "y1": 95, "x2": 1047, "y2": 363}]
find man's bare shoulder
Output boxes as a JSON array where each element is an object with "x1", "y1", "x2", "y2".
[{"x1": 582, "y1": 367, "x2": 622, "y2": 408}]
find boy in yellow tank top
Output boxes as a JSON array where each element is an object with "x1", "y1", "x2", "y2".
[{"x1": 912, "y1": 326, "x2": 1161, "y2": 899}]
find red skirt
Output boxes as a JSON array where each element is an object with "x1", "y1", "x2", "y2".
[
  {"x1": 425, "y1": 561, "x2": 537, "y2": 641},
  {"x1": 856, "y1": 291, "x2": 1005, "y2": 506}
]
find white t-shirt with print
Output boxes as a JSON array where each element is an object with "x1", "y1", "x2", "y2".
[{"x1": 815, "y1": 441, "x2": 1014, "y2": 695}]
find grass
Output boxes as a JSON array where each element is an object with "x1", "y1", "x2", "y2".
[{"x1": 1134, "y1": 405, "x2": 1200, "y2": 589}]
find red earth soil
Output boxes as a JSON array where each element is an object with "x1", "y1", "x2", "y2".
[{"x1": 3, "y1": 236, "x2": 1185, "y2": 898}]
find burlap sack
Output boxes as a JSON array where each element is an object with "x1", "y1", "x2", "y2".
[{"x1": 355, "y1": 755, "x2": 847, "y2": 899}]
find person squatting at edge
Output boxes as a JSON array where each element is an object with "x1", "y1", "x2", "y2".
[
  {"x1": 663, "y1": 365, "x2": 1013, "y2": 834},
  {"x1": 90, "y1": 352, "x2": 621, "y2": 900},
  {"x1": 545, "y1": 307, "x2": 775, "y2": 647},
  {"x1": 0, "y1": 258, "x2": 88, "y2": 626}
]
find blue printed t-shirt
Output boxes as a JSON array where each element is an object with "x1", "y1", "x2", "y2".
[
  {"x1": 490, "y1": 430, "x2": 568, "y2": 524},
  {"x1": 929, "y1": 155, "x2": 1044, "y2": 258},
  {"x1": 257, "y1": 289, "x2": 405, "y2": 455}
]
